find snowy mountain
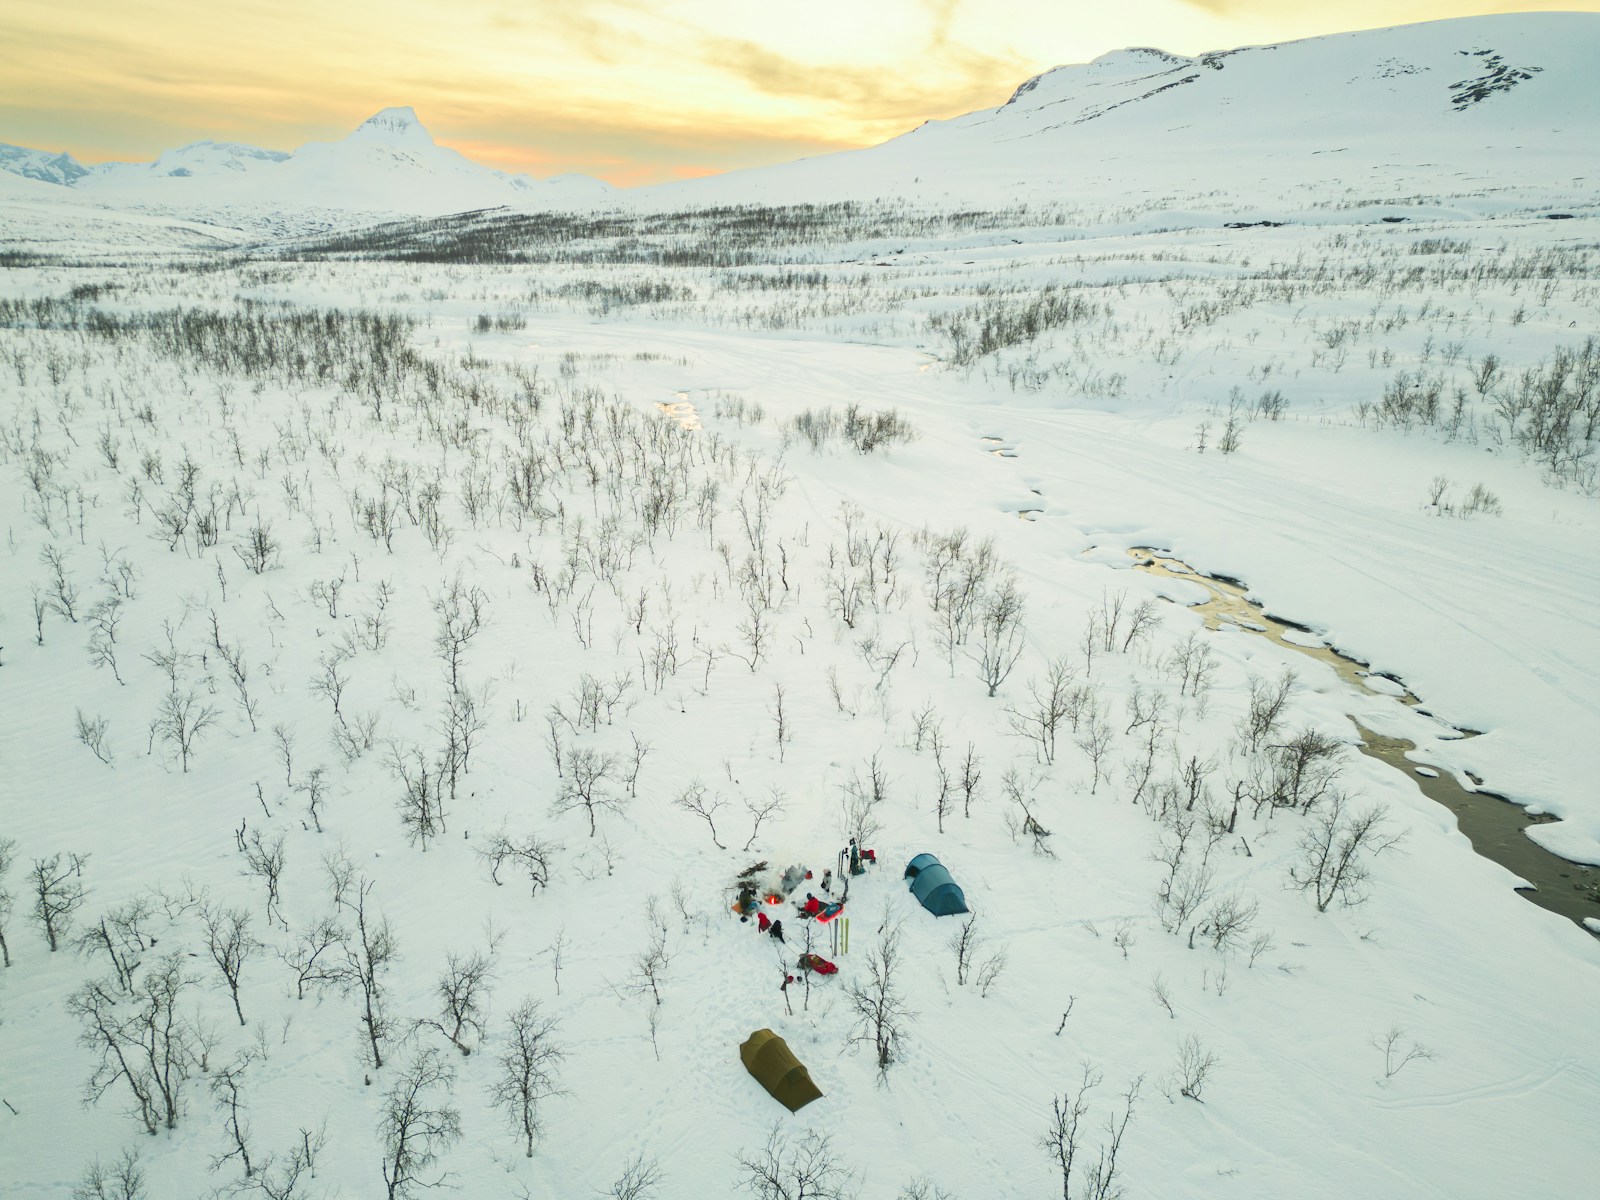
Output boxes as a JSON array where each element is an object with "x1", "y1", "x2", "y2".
[
  {"x1": 1, "y1": 107, "x2": 610, "y2": 220},
  {"x1": 637, "y1": 12, "x2": 1600, "y2": 213},
  {"x1": 272, "y1": 106, "x2": 611, "y2": 213},
  {"x1": 5, "y1": 13, "x2": 1593, "y2": 229},
  {"x1": 0, "y1": 141, "x2": 91, "y2": 186},
  {"x1": 77, "y1": 140, "x2": 291, "y2": 191}
]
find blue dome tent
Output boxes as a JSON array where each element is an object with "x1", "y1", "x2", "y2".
[{"x1": 904, "y1": 853, "x2": 969, "y2": 917}]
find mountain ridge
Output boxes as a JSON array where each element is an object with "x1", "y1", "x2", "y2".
[
  {"x1": 625, "y1": 11, "x2": 1599, "y2": 213},
  {"x1": 1, "y1": 107, "x2": 611, "y2": 217},
  {"x1": 2, "y1": 12, "x2": 1595, "y2": 224}
]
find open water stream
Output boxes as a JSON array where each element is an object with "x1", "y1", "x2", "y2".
[{"x1": 1127, "y1": 549, "x2": 1599, "y2": 930}]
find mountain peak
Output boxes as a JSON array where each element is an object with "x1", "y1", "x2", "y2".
[
  {"x1": 0, "y1": 141, "x2": 90, "y2": 186},
  {"x1": 350, "y1": 106, "x2": 434, "y2": 145}
]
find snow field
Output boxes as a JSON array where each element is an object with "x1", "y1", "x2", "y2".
[{"x1": 0, "y1": 231, "x2": 1596, "y2": 1200}]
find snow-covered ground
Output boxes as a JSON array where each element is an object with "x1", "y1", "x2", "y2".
[
  {"x1": 3, "y1": 206, "x2": 1597, "y2": 1199},
  {"x1": 3, "y1": 12, "x2": 1598, "y2": 1200}
]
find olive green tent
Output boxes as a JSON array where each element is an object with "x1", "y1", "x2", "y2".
[{"x1": 740, "y1": 1028, "x2": 823, "y2": 1112}]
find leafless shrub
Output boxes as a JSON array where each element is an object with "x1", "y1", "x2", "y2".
[
  {"x1": 608, "y1": 1152, "x2": 665, "y2": 1199},
  {"x1": 550, "y1": 746, "x2": 624, "y2": 837},
  {"x1": 1149, "y1": 973, "x2": 1175, "y2": 1020},
  {"x1": 202, "y1": 904, "x2": 259, "y2": 1026},
  {"x1": 1006, "y1": 657, "x2": 1075, "y2": 764},
  {"x1": 1238, "y1": 668, "x2": 1299, "y2": 755},
  {"x1": 743, "y1": 788, "x2": 787, "y2": 851},
  {"x1": 0, "y1": 836, "x2": 15, "y2": 967},
  {"x1": 838, "y1": 753, "x2": 889, "y2": 847},
  {"x1": 1289, "y1": 793, "x2": 1404, "y2": 911},
  {"x1": 845, "y1": 917, "x2": 912, "y2": 1076},
  {"x1": 1163, "y1": 633, "x2": 1218, "y2": 708},
  {"x1": 241, "y1": 830, "x2": 285, "y2": 927},
  {"x1": 1041, "y1": 1062, "x2": 1140, "y2": 1200},
  {"x1": 1371, "y1": 1024, "x2": 1438, "y2": 1081},
  {"x1": 1247, "y1": 728, "x2": 1344, "y2": 816},
  {"x1": 31, "y1": 851, "x2": 90, "y2": 950},
  {"x1": 970, "y1": 576, "x2": 1026, "y2": 697},
  {"x1": 1247, "y1": 931, "x2": 1276, "y2": 968},
  {"x1": 1075, "y1": 708, "x2": 1114, "y2": 795},
  {"x1": 1112, "y1": 920, "x2": 1135, "y2": 960},
  {"x1": 39, "y1": 544, "x2": 81, "y2": 622},
  {"x1": 149, "y1": 689, "x2": 220, "y2": 772},
  {"x1": 1194, "y1": 891, "x2": 1259, "y2": 953},
  {"x1": 235, "y1": 520, "x2": 280, "y2": 574},
  {"x1": 87, "y1": 599, "x2": 125, "y2": 685},
  {"x1": 69, "y1": 954, "x2": 200, "y2": 1133},
  {"x1": 491, "y1": 998, "x2": 565, "y2": 1158},
  {"x1": 425, "y1": 948, "x2": 495, "y2": 1056},
  {"x1": 378, "y1": 1046, "x2": 462, "y2": 1198},
  {"x1": 1172, "y1": 1034, "x2": 1219, "y2": 1102},
  {"x1": 72, "y1": 1147, "x2": 147, "y2": 1200},
  {"x1": 674, "y1": 780, "x2": 727, "y2": 850},
  {"x1": 338, "y1": 877, "x2": 398, "y2": 1070},
  {"x1": 1000, "y1": 767, "x2": 1053, "y2": 857},
  {"x1": 280, "y1": 913, "x2": 346, "y2": 1000},
  {"x1": 958, "y1": 742, "x2": 982, "y2": 818},
  {"x1": 296, "y1": 766, "x2": 330, "y2": 833},
  {"x1": 76, "y1": 709, "x2": 114, "y2": 765},
  {"x1": 736, "y1": 1124, "x2": 858, "y2": 1200},
  {"x1": 390, "y1": 743, "x2": 445, "y2": 850},
  {"x1": 477, "y1": 829, "x2": 558, "y2": 896}
]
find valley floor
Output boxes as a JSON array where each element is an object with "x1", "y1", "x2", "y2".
[{"x1": 1, "y1": 206, "x2": 1597, "y2": 1198}]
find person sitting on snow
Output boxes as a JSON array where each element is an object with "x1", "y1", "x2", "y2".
[
  {"x1": 798, "y1": 893, "x2": 823, "y2": 918},
  {"x1": 768, "y1": 918, "x2": 785, "y2": 943},
  {"x1": 736, "y1": 883, "x2": 758, "y2": 919}
]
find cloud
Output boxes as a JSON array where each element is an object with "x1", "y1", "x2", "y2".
[
  {"x1": 698, "y1": 33, "x2": 1026, "y2": 126},
  {"x1": 439, "y1": 102, "x2": 864, "y2": 185},
  {"x1": 486, "y1": 1, "x2": 672, "y2": 66}
]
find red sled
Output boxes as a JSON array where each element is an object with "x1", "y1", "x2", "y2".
[{"x1": 800, "y1": 953, "x2": 838, "y2": 975}]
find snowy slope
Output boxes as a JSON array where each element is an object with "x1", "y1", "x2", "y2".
[
  {"x1": 78, "y1": 140, "x2": 291, "y2": 192},
  {"x1": 0, "y1": 168, "x2": 265, "y2": 256},
  {"x1": 1, "y1": 243, "x2": 1597, "y2": 1200},
  {"x1": 268, "y1": 107, "x2": 610, "y2": 214},
  {"x1": 634, "y1": 12, "x2": 1600, "y2": 213}
]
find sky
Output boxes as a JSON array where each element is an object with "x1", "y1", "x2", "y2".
[{"x1": 1, "y1": 1, "x2": 1592, "y2": 186}]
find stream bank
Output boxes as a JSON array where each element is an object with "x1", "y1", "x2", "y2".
[{"x1": 1127, "y1": 548, "x2": 1599, "y2": 929}]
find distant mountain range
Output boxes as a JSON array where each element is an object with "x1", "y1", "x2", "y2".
[
  {"x1": 2, "y1": 12, "x2": 1596, "y2": 227},
  {"x1": 0, "y1": 107, "x2": 611, "y2": 217}
]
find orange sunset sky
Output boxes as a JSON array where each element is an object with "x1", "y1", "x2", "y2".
[{"x1": 2, "y1": 2, "x2": 1592, "y2": 187}]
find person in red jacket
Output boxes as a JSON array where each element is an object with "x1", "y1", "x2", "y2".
[
  {"x1": 757, "y1": 910, "x2": 771, "y2": 933},
  {"x1": 798, "y1": 893, "x2": 823, "y2": 918}
]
